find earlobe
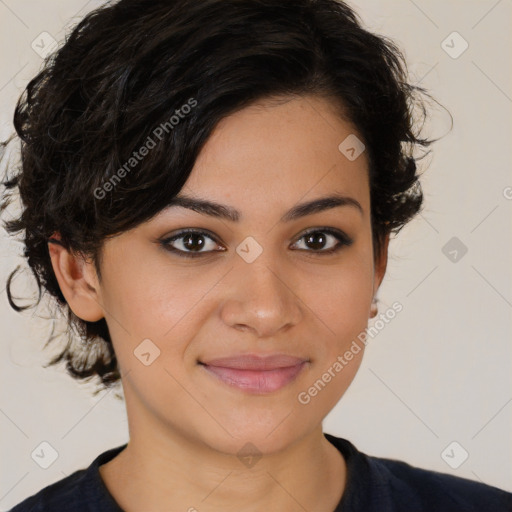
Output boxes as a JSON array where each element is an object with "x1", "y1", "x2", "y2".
[
  {"x1": 48, "y1": 233, "x2": 104, "y2": 322},
  {"x1": 375, "y1": 232, "x2": 390, "y2": 290},
  {"x1": 369, "y1": 298, "x2": 378, "y2": 318},
  {"x1": 370, "y1": 232, "x2": 390, "y2": 317}
]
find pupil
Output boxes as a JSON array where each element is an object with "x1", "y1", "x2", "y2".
[
  {"x1": 184, "y1": 233, "x2": 204, "y2": 251},
  {"x1": 307, "y1": 232, "x2": 325, "y2": 250}
]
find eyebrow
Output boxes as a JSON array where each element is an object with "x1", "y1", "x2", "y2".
[{"x1": 163, "y1": 193, "x2": 363, "y2": 223}]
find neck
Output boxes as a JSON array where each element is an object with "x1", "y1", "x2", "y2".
[{"x1": 100, "y1": 420, "x2": 347, "y2": 512}]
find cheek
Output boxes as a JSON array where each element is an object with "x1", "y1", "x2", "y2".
[
  {"x1": 293, "y1": 259, "x2": 372, "y2": 416},
  {"x1": 99, "y1": 255, "x2": 224, "y2": 380},
  {"x1": 299, "y1": 252, "x2": 374, "y2": 348},
  {"x1": 99, "y1": 250, "x2": 195, "y2": 336}
]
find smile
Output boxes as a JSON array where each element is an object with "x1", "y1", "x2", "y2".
[{"x1": 199, "y1": 361, "x2": 308, "y2": 394}]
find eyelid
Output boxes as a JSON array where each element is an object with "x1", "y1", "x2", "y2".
[
  {"x1": 163, "y1": 227, "x2": 220, "y2": 241},
  {"x1": 162, "y1": 228, "x2": 223, "y2": 244},
  {"x1": 292, "y1": 226, "x2": 352, "y2": 245}
]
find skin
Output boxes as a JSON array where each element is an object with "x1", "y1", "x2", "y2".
[{"x1": 49, "y1": 95, "x2": 389, "y2": 512}]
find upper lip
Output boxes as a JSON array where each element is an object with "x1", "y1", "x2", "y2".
[{"x1": 200, "y1": 353, "x2": 309, "y2": 370}]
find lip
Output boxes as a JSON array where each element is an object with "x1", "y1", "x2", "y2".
[{"x1": 199, "y1": 354, "x2": 309, "y2": 394}]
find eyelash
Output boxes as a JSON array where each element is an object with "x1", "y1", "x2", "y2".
[{"x1": 159, "y1": 227, "x2": 353, "y2": 259}]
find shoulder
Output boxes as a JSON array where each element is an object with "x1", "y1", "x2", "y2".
[
  {"x1": 325, "y1": 434, "x2": 512, "y2": 512},
  {"x1": 8, "y1": 469, "x2": 88, "y2": 512},
  {"x1": 8, "y1": 444, "x2": 127, "y2": 512},
  {"x1": 370, "y1": 454, "x2": 512, "y2": 511}
]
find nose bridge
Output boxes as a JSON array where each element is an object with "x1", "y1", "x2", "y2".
[
  {"x1": 220, "y1": 235, "x2": 301, "y2": 336},
  {"x1": 236, "y1": 235, "x2": 288, "y2": 303}
]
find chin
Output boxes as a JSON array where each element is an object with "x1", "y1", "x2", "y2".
[{"x1": 194, "y1": 413, "x2": 316, "y2": 460}]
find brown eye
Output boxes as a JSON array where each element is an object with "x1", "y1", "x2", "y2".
[
  {"x1": 290, "y1": 228, "x2": 353, "y2": 254},
  {"x1": 160, "y1": 229, "x2": 224, "y2": 258}
]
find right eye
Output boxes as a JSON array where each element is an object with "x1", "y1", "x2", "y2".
[{"x1": 159, "y1": 229, "x2": 225, "y2": 259}]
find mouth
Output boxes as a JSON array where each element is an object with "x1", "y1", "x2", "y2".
[{"x1": 198, "y1": 354, "x2": 310, "y2": 394}]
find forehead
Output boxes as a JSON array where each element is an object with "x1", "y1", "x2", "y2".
[{"x1": 181, "y1": 95, "x2": 370, "y2": 218}]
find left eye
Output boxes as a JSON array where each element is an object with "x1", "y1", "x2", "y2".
[{"x1": 290, "y1": 228, "x2": 353, "y2": 254}]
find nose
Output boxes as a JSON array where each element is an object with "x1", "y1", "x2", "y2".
[{"x1": 219, "y1": 247, "x2": 303, "y2": 338}]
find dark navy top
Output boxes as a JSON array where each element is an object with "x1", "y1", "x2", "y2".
[{"x1": 8, "y1": 433, "x2": 512, "y2": 511}]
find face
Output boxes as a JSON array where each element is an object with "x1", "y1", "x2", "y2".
[{"x1": 54, "y1": 95, "x2": 388, "y2": 457}]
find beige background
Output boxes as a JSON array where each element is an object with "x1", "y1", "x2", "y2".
[{"x1": 0, "y1": 0, "x2": 511, "y2": 509}]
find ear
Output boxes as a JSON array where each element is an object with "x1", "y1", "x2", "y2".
[
  {"x1": 48, "y1": 232, "x2": 104, "y2": 322},
  {"x1": 373, "y1": 232, "x2": 390, "y2": 296}
]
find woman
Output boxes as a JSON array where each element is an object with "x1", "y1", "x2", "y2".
[{"x1": 2, "y1": 0, "x2": 510, "y2": 510}]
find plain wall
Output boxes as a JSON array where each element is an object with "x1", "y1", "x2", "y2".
[{"x1": 0, "y1": 0, "x2": 511, "y2": 509}]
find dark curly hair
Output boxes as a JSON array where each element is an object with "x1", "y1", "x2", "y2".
[{"x1": 0, "y1": 0, "x2": 441, "y2": 395}]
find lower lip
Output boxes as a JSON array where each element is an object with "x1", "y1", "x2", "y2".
[{"x1": 200, "y1": 362, "x2": 308, "y2": 394}]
